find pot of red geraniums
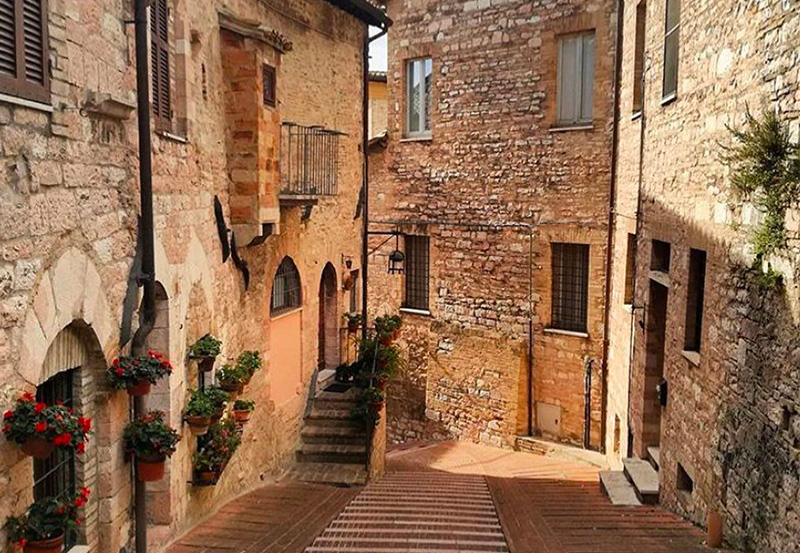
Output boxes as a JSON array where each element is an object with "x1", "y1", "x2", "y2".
[
  {"x1": 182, "y1": 389, "x2": 216, "y2": 435},
  {"x1": 107, "y1": 350, "x2": 172, "y2": 397},
  {"x1": 193, "y1": 419, "x2": 241, "y2": 485},
  {"x1": 203, "y1": 386, "x2": 230, "y2": 423},
  {"x1": 188, "y1": 334, "x2": 222, "y2": 373},
  {"x1": 7, "y1": 488, "x2": 90, "y2": 553},
  {"x1": 232, "y1": 399, "x2": 255, "y2": 426},
  {"x1": 235, "y1": 350, "x2": 262, "y2": 385},
  {"x1": 123, "y1": 411, "x2": 180, "y2": 482},
  {"x1": 216, "y1": 364, "x2": 246, "y2": 394},
  {"x1": 2, "y1": 394, "x2": 90, "y2": 459},
  {"x1": 344, "y1": 312, "x2": 361, "y2": 334}
]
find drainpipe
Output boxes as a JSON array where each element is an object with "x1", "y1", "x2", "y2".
[{"x1": 131, "y1": 0, "x2": 156, "y2": 551}]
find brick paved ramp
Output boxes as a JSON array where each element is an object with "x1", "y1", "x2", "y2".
[{"x1": 165, "y1": 481, "x2": 358, "y2": 553}]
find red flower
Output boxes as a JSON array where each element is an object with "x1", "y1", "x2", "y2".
[
  {"x1": 78, "y1": 417, "x2": 92, "y2": 433},
  {"x1": 3, "y1": 410, "x2": 12, "y2": 420},
  {"x1": 77, "y1": 442, "x2": 86, "y2": 454},
  {"x1": 2, "y1": 424, "x2": 10, "y2": 434},
  {"x1": 76, "y1": 517, "x2": 82, "y2": 526},
  {"x1": 17, "y1": 538, "x2": 27, "y2": 548},
  {"x1": 21, "y1": 392, "x2": 34, "y2": 402},
  {"x1": 34, "y1": 421, "x2": 47, "y2": 433},
  {"x1": 81, "y1": 487, "x2": 91, "y2": 498},
  {"x1": 75, "y1": 496, "x2": 86, "y2": 508},
  {"x1": 53, "y1": 433, "x2": 72, "y2": 446},
  {"x1": 116, "y1": 368, "x2": 124, "y2": 376},
  {"x1": 34, "y1": 402, "x2": 46, "y2": 413}
]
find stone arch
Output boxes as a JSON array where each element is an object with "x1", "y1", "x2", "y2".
[
  {"x1": 318, "y1": 263, "x2": 339, "y2": 370},
  {"x1": 271, "y1": 256, "x2": 303, "y2": 315}
]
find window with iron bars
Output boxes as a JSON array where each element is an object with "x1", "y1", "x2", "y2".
[
  {"x1": 35, "y1": 369, "x2": 78, "y2": 550},
  {"x1": 551, "y1": 243, "x2": 590, "y2": 333},
  {"x1": 271, "y1": 257, "x2": 302, "y2": 315},
  {"x1": 279, "y1": 123, "x2": 341, "y2": 196},
  {"x1": 403, "y1": 235, "x2": 430, "y2": 311}
]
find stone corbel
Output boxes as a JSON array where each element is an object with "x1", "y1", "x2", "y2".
[{"x1": 218, "y1": 8, "x2": 293, "y2": 53}]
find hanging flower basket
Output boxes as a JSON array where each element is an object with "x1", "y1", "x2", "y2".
[
  {"x1": 126, "y1": 380, "x2": 152, "y2": 397},
  {"x1": 136, "y1": 454, "x2": 167, "y2": 482},
  {"x1": 184, "y1": 415, "x2": 211, "y2": 436},
  {"x1": 107, "y1": 351, "x2": 172, "y2": 396},
  {"x1": 21, "y1": 437, "x2": 55, "y2": 460},
  {"x1": 232, "y1": 400, "x2": 255, "y2": 427},
  {"x1": 23, "y1": 533, "x2": 65, "y2": 553},
  {"x1": 7, "y1": 490, "x2": 90, "y2": 553},
  {"x1": 188, "y1": 335, "x2": 222, "y2": 372},
  {"x1": 123, "y1": 411, "x2": 179, "y2": 483},
  {"x1": 3, "y1": 394, "x2": 90, "y2": 459}
]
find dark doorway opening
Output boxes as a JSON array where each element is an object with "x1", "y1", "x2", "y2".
[
  {"x1": 642, "y1": 280, "x2": 668, "y2": 451},
  {"x1": 318, "y1": 263, "x2": 339, "y2": 370}
]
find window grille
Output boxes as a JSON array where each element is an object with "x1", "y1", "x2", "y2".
[
  {"x1": 663, "y1": 0, "x2": 680, "y2": 100},
  {"x1": 271, "y1": 257, "x2": 302, "y2": 315},
  {"x1": 556, "y1": 31, "x2": 596, "y2": 126},
  {"x1": 0, "y1": 0, "x2": 50, "y2": 103},
  {"x1": 263, "y1": 63, "x2": 276, "y2": 108},
  {"x1": 684, "y1": 248, "x2": 706, "y2": 352},
  {"x1": 279, "y1": 123, "x2": 340, "y2": 196},
  {"x1": 403, "y1": 236, "x2": 430, "y2": 311},
  {"x1": 551, "y1": 243, "x2": 590, "y2": 332}
]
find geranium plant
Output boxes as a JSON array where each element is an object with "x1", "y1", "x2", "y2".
[
  {"x1": 203, "y1": 386, "x2": 230, "y2": 415},
  {"x1": 235, "y1": 350, "x2": 262, "y2": 380},
  {"x1": 232, "y1": 399, "x2": 255, "y2": 426},
  {"x1": 7, "y1": 488, "x2": 90, "y2": 550},
  {"x1": 107, "y1": 350, "x2": 172, "y2": 396},
  {"x1": 183, "y1": 389, "x2": 216, "y2": 435},
  {"x1": 216, "y1": 364, "x2": 246, "y2": 393},
  {"x1": 123, "y1": 411, "x2": 180, "y2": 460},
  {"x1": 193, "y1": 419, "x2": 241, "y2": 484},
  {"x1": 188, "y1": 334, "x2": 222, "y2": 359},
  {"x1": 2, "y1": 394, "x2": 90, "y2": 458}
]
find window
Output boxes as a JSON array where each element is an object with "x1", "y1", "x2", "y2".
[
  {"x1": 349, "y1": 270, "x2": 360, "y2": 313},
  {"x1": 662, "y1": 0, "x2": 680, "y2": 100},
  {"x1": 684, "y1": 248, "x2": 706, "y2": 352},
  {"x1": 263, "y1": 64, "x2": 276, "y2": 108},
  {"x1": 632, "y1": 1, "x2": 647, "y2": 113},
  {"x1": 271, "y1": 257, "x2": 302, "y2": 315},
  {"x1": 556, "y1": 31, "x2": 595, "y2": 126},
  {"x1": 34, "y1": 369, "x2": 77, "y2": 548},
  {"x1": 551, "y1": 243, "x2": 590, "y2": 332},
  {"x1": 403, "y1": 235, "x2": 430, "y2": 310},
  {"x1": 624, "y1": 233, "x2": 637, "y2": 305},
  {"x1": 651, "y1": 239, "x2": 671, "y2": 272},
  {"x1": 405, "y1": 58, "x2": 432, "y2": 137},
  {"x1": 150, "y1": 0, "x2": 171, "y2": 130},
  {"x1": 0, "y1": 0, "x2": 50, "y2": 103}
]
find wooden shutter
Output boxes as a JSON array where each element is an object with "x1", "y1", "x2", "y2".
[
  {"x1": 263, "y1": 63, "x2": 275, "y2": 107},
  {"x1": 0, "y1": 0, "x2": 49, "y2": 103},
  {"x1": 150, "y1": 0, "x2": 171, "y2": 129}
]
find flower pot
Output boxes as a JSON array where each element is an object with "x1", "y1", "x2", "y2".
[
  {"x1": 127, "y1": 380, "x2": 152, "y2": 397},
  {"x1": 233, "y1": 409, "x2": 252, "y2": 425},
  {"x1": 392, "y1": 329, "x2": 401, "y2": 340},
  {"x1": 219, "y1": 381, "x2": 241, "y2": 394},
  {"x1": 197, "y1": 356, "x2": 215, "y2": 372},
  {"x1": 369, "y1": 401, "x2": 384, "y2": 414},
  {"x1": 210, "y1": 409, "x2": 224, "y2": 423},
  {"x1": 184, "y1": 415, "x2": 211, "y2": 435},
  {"x1": 136, "y1": 454, "x2": 166, "y2": 482},
  {"x1": 379, "y1": 336, "x2": 393, "y2": 346},
  {"x1": 196, "y1": 469, "x2": 219, "y2": 484},
  {"x1": 347, "y1": 321, "x2": 359, "y2": 333},
  {"x1": 23, "y1": 533, "x2": 65, "y2": 553},
  {"x1": 21, "y1": 437, "x2": 55, "y2": 459}
]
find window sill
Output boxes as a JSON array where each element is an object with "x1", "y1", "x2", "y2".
[
  {"x1": 156, "y1": 130, "x2": 189, "y2": 144},
  {"x1": 400, "y1": 134, "x2": 433, "y2": 143},
  {"x1": 649, "y1": 270, "x2": 670, "y2": 288},
  {"x1": 67, "y1": 546, "x2": 90, "y2": 553},
  {"x1": 400, "y1": 307, "x2": 432, "y2": 317},
  {"x1": 622, "y1": 303, "x2": 634, "y2": 313},
  {"x1": 661, "y1": 92, "x2": 677, "y2": 107},
  {"x1": 550, "y1": 124, "x2": 594, "y2": 133},
  {"x1": 631, "y1": 111, "x2": 642, "y2": 121},
  {"x1": 0, "y1": 92, "x2": 53, "y2": 113},
  {"x1": 544, "y1": 327, "x2": 589, "y2": 339},
  {"x1": 681, "y1": 350, "x2": 701, "y2": 366},
  {"x1": 270, "y1": 307, "x2": 302, "y2": 321}
]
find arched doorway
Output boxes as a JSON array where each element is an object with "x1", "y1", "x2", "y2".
[{"x1": 318, "y1": 263, "x2": 338, "y2": 370}]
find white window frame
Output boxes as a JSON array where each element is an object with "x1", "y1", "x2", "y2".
[
  {"x1": 556, "y1": 31, "x2": 596, "y2": 127},
  {"x1": 405, "y1": 57, "x2": 432, "y2": 138},
  {"x1": 662, "y1": 0, "x2": 680, "y2": 102}
]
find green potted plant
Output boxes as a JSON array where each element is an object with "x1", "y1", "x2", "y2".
[
  {"x1": 7, "y1": 488, "x2": 90, "y2": 553},
  {"x1": 123, "y1": 411, "x2": 180, "y2": 482},
  {"x1": 203, "y1": 386, "x2": 230, "y2": 422},
  {"x1": 193, "y1": 419, "x2": 241, "y2": 485},
  {"x1": 344, "y1": 312, "x2": 362, "y2": 334},
  {"x1": 2, "y1": 394, "x2": 91, "y2": 459},
  {"x1": 232, "y1": 399, "x2": 255, "y2": 426},
  {"x1": 188, "y1": 334, "x2": 222, "y2": 372},
  {"x1": 235, "y1": 350, "x2": 262, "y2": 384},
  {"x1": 351, "y1": 388, "x2": 383, "y2": 428},
  {"x1": 216, "y1": 364, "x2": 246, "y2": 394},
  {"x1": 357, "y1": 337, "x2": 402, "y2": 389},
  {"x1": 182, "y1": 389, "x2": 216, "y2": 435},
  {"x1": 375, "y1": 314, "x2": 403, "y2": 344},
  {"x1": 107, "y1": 350, "x2": 172, "y2": 396}
]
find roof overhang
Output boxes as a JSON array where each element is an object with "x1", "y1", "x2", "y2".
[{"x1": 323, "y1": 0, "x2": 392, "y2": 29}]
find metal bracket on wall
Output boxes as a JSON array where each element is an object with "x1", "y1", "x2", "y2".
[{"x1": 230, "y1": 231, "x2": 250, "y2": 291}]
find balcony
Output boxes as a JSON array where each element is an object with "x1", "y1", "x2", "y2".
[{"x1": 279, "y1": 122, "x2": 343, "y2": 205}]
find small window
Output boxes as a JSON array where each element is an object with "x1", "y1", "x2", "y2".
[
  {"x1": 349, "y1": 270, "x2": 360, "y2": 313},
  {"x1": 405, "y1": 58, "x2": 432, "y2": 137},
  {"x1": 677, "y1": 463, "x2": 694, "y2": 494},
  {"x1": 684, "y1": 248, "x2": 706, "y2": 352},
  {"x1": 556, "y1": 31, "x2": 595, "y2": 126},
  {"x1": 624, "y1": 233, "x2": 637, "y2": 305},
  {"x1": 271, "y1": 257, "x2": 302, "y2": 315},
  {"x1": 551, "y1": 243, "x2": 590, "y2": 332},
  {"x1": 403, "y1": 235, "x2": 430, "y2": 310},
  {"x1": 651, "y1": 239, "x2": 671, "y2": 272},
  {"x1": 632, "y1": 1, "x2": 647, "y2": 113},
  {"x1": 263, "y1": 63, "x2": 276, "y2": 108},
  {"x1": 662, "y1": 0, "x2": 680, "y2": 100},
  {"x1": 150, "y1": 0, "x2": 171, "y2": 130},
  {"x1": 0, "y1": 0, "x2": 50, "y2": 104}
]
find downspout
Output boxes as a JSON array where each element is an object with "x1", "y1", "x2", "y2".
[
  {"x1": 132, "y1": 1, "x2": 156, "y2": 552},
  {"x1": 599, "y1": 0, "x2": 626, "y2": 454},
  {"x1": 527, "y1": 225, "x2": 534, "y2": 437}
]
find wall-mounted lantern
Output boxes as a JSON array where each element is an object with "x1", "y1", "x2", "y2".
[{"x1": 388, "y1": 235, "x2": 405, "y2": 274}]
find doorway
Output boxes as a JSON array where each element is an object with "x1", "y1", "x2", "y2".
[
  {"x1": 642, "y1": 279, "x2": 668, "y2": 451},
  {"x1": 318, "y1": 263, "x2": 339, "y2": 370}
]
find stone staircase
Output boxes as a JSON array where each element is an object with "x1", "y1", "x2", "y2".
[
  {"x1": 600, "y1": 446, "x2": 660, "y2": 506},
  {"x1": 287, "y1": 375, "x2": 368, "y2": 486}
]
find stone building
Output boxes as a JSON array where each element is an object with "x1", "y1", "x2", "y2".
[
  {"x1": 368, "y1": 70, "x2": 388, "y2": 140},
  {"x1": 369, "y1": 0, "x2": 618, "y2": 449},
  {"x1": 0, "y1": 0, "x2": 386, "y2": 551},
  {"x1": 604, "y1": 0, "x2": 800, "y2": 551}
]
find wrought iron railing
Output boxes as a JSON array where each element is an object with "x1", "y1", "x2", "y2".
[{"x1": 280, "y1": 122, "x2": 342, "y2": 196}]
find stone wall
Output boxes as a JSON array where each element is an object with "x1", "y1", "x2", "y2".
[
  {"x1": 605, "y1": 0, "x2": 800, "y2": 550},
  {"x1": 0, "y1": 0, "x2": 366, "y2": 551},
  {"x1": 369, "y1": 0, "x2": 617, "y2": 450}
]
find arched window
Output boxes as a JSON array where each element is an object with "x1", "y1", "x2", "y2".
[{"x1": 271, "y1": 257, "x2": 302, "y2": 315}]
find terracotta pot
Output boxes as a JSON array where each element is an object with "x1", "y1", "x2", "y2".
[
  {"x1": 219, "y1": 381, "x2": 241, "y2": 394},
  {"x1": 137, "y1": 454, "x2": 166, "y2": 482},
  {"x1": 379, "y1": 336, "x2": 393, "y2": 346},
  {"x1": 184, "y1": 415, "x2": 211, "y2": 435},
  {"x1": 127, "y1": 380, "x2": 152, "y2": 397},
  {"x1": 233, "y1": 409, "x2": 252, "y2": 425},
  {"x1": 243, "y1": 373, "x2": 253, "y2": 385},
  {"x1": 210, "y1": 409, "x2": 224, "y2": 423},
  {"x1": 21, "y1": 437, "x2": 55, "y2": 459},
  {"x1": 23, "y1": 533, "x2": 64, "y2": 553},
  {"x1": 369, "y1": 401, "x2": 384, "y2": 414},
  {"x1": 347, "y1": 321, "x2": 359, "y2": 333},
  {"x1": 707, "y1": 510, "x2": 724, "y2": 548},
  {"x1": 392, "y1": 329, "x2": 401, "y2": 340},
  {"x1": 197, "y1": 356, "x2": 215, "y2": 372},
  {"x1": 196, "y1": 470, "x2": 219, "y2": 484}
]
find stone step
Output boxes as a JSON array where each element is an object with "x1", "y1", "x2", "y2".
[
  {"x1": 647, "y1": 446, "x2": 661, "y2": 471},
  {"x1": 306, "y1": 407, "x2": 360, "y2": 428},
  {"x1": 301, "y1": 425, "x2": 366, "y2": 446},
  {"x1": 599, "y1": 471, "x2": 642, "y2": 506},
  {"x1": 286, "y1": 461, "x2": 366, "y2": 486},
  {"x1": 315, "y1": 369, "x2": 337, "y2": 394},
  {"x1": 623, "y1": 458, "x2": 660, "y2": 505},
  {"x1": 312, "y1": 398, "x2": 358, "y2": 412},
  {"x1": 297, "y1": 443, "x2": 368, "y2": 464},
  {"x1": 306, "y1": 536, "x2": 508, "y2": 552}
]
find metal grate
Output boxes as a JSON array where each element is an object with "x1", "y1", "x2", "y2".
[
  {"x1": 271, "y1": 257, "x2": 302, "y2": 315},
  {"x1": 35, "y1": 369, "x2": 77, "y2": 550},
  {"x1": 551, "y1": 243, "x2": 590, "y2": 332},
  {"x1": 403, "y1": 235, "x2": 430, "y2": 310},
  {"x1": 280, "y1": 123, "x2": 341, "y2": 196}
]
